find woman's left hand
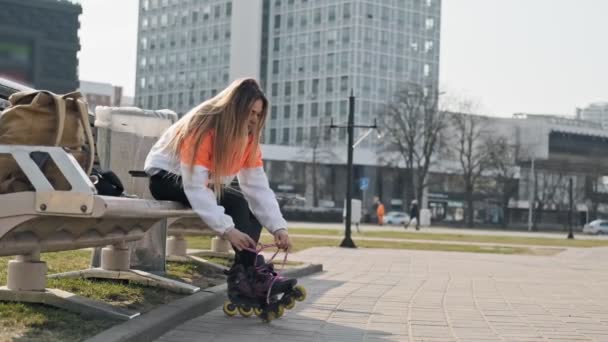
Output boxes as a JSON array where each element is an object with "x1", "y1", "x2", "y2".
[{"x1": 274, "y1": 229, "x2": 292, "y2": 251}]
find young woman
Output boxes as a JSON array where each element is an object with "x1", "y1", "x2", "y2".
[{"x1": 144, "y1": 78, "x2": 293, "y2": 296}]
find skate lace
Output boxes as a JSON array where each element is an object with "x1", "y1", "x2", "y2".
[{"x1": 244, "y1": 243, "x2": 289, "y2": 304}]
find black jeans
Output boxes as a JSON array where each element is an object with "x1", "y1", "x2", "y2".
[{"x1": 149, "y1": 171, "x2": 262, "y2": 268}]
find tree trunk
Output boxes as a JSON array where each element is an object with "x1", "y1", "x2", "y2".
[
  {"x1": 466, "y1": 196, "x2": 475, "y2": 227},
  {"x1": 501, "y1": 194, "x2": 510, "y2": 229},
  {"x1": 312, "y1": 150, "x2": 318, "y2": 207}
]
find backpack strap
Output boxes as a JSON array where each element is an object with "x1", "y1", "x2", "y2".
[{"x1": 63, "y1": 92, "x2": 96, "y2": 174}]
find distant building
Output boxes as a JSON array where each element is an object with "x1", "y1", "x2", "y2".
[
  {"x1": 79, "y1": 80, "x2": 125, "y2": 112},
  {"x1": 0, "y1": 0, "x2": 81, "y2": 93},
  {"x1": 577, "y1": 103, "x2": 608, "y2": 129}
]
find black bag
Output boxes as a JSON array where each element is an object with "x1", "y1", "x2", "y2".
[{"x1": 91, "y1": 167, "x2": 124, "y2": 196}]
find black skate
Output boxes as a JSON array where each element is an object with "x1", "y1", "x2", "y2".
[{"x1": 222, "y1": 252, "x2": 306, "y2": 322}]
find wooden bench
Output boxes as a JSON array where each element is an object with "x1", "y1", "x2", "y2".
[{"x1": 0, "y1": 145, "x2": 199, "y2": 320}]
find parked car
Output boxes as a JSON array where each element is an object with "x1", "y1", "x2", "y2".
[
  {"x1": 583, "y1": 219, "x2": 608, "y2": 235},
  {"x1": 384, "y1": 211, "x2": 410, "y2": 225}
]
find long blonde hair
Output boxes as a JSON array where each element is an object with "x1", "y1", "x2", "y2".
[{"x1": 166, "y1": 78, "x2": 268, "y2": 199}]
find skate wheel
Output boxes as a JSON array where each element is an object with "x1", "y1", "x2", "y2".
[
  {"x1": 294, "y1": 285, "x2": 307, "y2": 302},
  {"x1": 223, "y1": 301, "x2": 238, "y2": 317},
  {"x1": 253, "y1": 307, "x2": 263, "y2": 317},
  {"x1": 276, "y1": 305, "x2": 285, "y2": 318},
  {"x1": 261, "y1": 311, "x2": 276, "y2": 323},
  {"x1": 238, "y1": 306, "x2": 254, "y2": 317},
  {"x1": 284, "y1": 296, "x2": 296, "y2": 310}
]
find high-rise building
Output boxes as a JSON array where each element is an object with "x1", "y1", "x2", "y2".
[
  {"x1": 0, "y1": 0, "x2": 81, "y2": 93},
  {"x1": 135, "y1": 0, "x2": 441, "y2": 148}
]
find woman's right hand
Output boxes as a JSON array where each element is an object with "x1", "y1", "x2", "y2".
[{"x1": 224, "y1": 228, "x2": 256, "y2": 251}]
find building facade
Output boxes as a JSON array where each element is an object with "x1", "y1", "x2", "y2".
[
  {"x1": 79, "y1": 80, "x2": 125, "y2": 112},
  {"x1": 134, "y1": 0, "x2": 441, "y2": 149},
  {"x1": 0, "y1": 0, "x2": 81, "y2": 93},
  {"x1": 577, "y1": 102, "x2": 608, "y2": 129}
]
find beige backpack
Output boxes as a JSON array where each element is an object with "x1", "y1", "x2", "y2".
[{"x1": 0, "y1": 90, "x2": 95, "y2": 193}]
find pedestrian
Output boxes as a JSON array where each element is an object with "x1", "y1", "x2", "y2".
[
  {"x1": 376, "y1": 198, "x2": 385, "y2": 226},
  {"x1": 405, "y1": 199, "x2": 420, "y2": 230}
]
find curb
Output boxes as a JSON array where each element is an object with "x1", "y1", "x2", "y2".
[{"x1": 85, "y1": 263, "x2": 323, "y2": 342}]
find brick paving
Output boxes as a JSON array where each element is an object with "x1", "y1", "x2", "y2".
[{"x1": 156, "y1": 246, "x2": 608, "y2": 342}]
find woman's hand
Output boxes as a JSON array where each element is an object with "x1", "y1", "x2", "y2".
[
  {"x1": 274, "y1": 229, "x2": 292, "y2": 251},
  {"x1": 225, "y1": 229, "x2": 256, "y2": 251}
]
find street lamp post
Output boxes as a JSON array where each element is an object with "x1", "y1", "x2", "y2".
[
  {"x1": 568, "y1": 177, "x2": 574, "y2": 240},
  {"x1": 330, "y1": 89, "x2": 377, "y2": 248}
]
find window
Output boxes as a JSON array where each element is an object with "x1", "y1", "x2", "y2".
[
  {"x1": 311, "y1": 102, "x2": 318, "y2": 117},
  {"x1": 425, "y1": 41, "x2": 434, "y2": 53},
  {"x1": 343, "y1": 3, "x2": 351, "y2": 19},
  {"x1": 312, "y1": 78, "x2": 319, "y2": 94},
  {"x1": 298, "y1": 80, "x2": 305, "y2": 95},
  {"x1": 313, "y1": 32, "x2": 321, "y2": 49},
  {"x1": 328, "y1": 6, "x2": 336, "y2": 22},
  {"x1": 226, "y1": 2, "x2": 232, "y2": 16},
  {"x1": 284, "y1": 105, "x2": 291, "y2": 118},
  {"x1": 300, "y1": 14, "x2": 307, "y2": 27},
  {"x1": 310, "y1": 126, "x2": 318, "y2": 141},
  {"x1": 425, "y1": 18, "x2": 435, "y2": 30},
  {"x1": 214, "y1": 5, "x2": 220, "y2": 18},
  {"x1": 282, "y1": 128, "x2": 290, "y2": 144},
  {"x1": 341, "y1": 28, "x2": 350, "y2": 44},
  {"x1": 273, "y1": 60, "x2": 280, "y2": 74},
  {"x1": 297, "y1": 104, "x2": 304, "y2": 118},
  {"x1": 312, "y1": 55, "x2": 320, "y2": 72},
  {"x1": 327, "y1": 30, "x2": 337, "y2": 47},
  {"x1": 271, "y1": 105, "x2": 278, "y2": 119},
  {"x1": 339, "y1": 127, "x2": 346, "y2": 140},
  {"x1": 341, "y1": 51, "x2": 348, "y2": 70},
  {"x1": 274, "y1": 15, "x2": 281, "y2": 29},
  {"x1": 340, "y1": 100, "x2": 347, "y2": 116},
  {"x1": 326, "y1": 77, "x2": 334, "y2": 93},
  {"x1": 274, "y1": 37, "x2": 280, "y2": 52},
  {"x1": 270, "y1": 129, "x2": 277, "y2": 144},
  {"x1": 314, "y1": 8, "x2": 321, "y2": 24},
  {"x1": 340, "y1": 76, "x2": 348, "y2": 92},
  {"x1": 326, "y1": 53, "x2": 335, "y2": 70},
  {"x1": 285, "y1": 82, "x2": 292, "y2": 96},
  {"x1": 296, "y1": 127, "x2": 303, "y2": 144},
  {"x1": 287, "y1": 14, "x2": 294, "y2": 29},
  {"x1": 325, "y1": 101, "x2": 332, "y2": 116},
  {"x1": 424, "y1": 64, "x2": 430, "y2": 77}
]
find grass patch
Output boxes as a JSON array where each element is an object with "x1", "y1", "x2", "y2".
[
  {"x1": 183, "y1": 235, "x2": 213, "y2": 250},
  {"x1": 254, "y1": 235, "x2": 564, "y2": 256},
  {"x1": 0, "y1": 249, "x2": 225, "y2": 341},
  {"x1": 286, "y1": 228, "x2": 608, "y2": 248},
  {"x1": 0, "y1": 302, "x2": 117, "y2": 342}
]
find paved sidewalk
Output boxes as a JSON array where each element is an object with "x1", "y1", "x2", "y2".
[{"x1": 156, "y1": 247, "x2": 608, "y2": 342}]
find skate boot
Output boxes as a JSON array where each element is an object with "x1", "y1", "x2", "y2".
[
  {"x1": 223, "y1": 260, "x2": 306, "y2": 322},
  {"x1": 254, "y1": 255, "x2": 306, "y2": 312}
]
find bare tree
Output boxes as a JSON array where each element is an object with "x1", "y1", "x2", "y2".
[
  {"x1": 533, "y1": 170, "x2": 568, "y2": 230},
  {"x1": 487, "y1": 136, "x2": 520, "y2": 228},
  {"x1": 299, "y1": 122, "x2": 338, "y2": 207},
  {"x1": 380, "y1": 83, "x2": 448, "y2": 228},
  {"x1": 448, "y1": 112, "x2": 493, "y2": 227}
]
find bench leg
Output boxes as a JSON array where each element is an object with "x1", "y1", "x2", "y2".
[
  {"x1": 166, "y1": 234, "x2": 188, "y2": 257},
  {"x1": 0, "y1": 251, "x2": 139, "y2": 321},
  {"x1": 50, "y1": 242, "x2": 200, "y2": 295}
]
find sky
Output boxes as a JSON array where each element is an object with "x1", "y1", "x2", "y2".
[{"x1": 78, "y1": 0, "x2": 608, "y2": 117}]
